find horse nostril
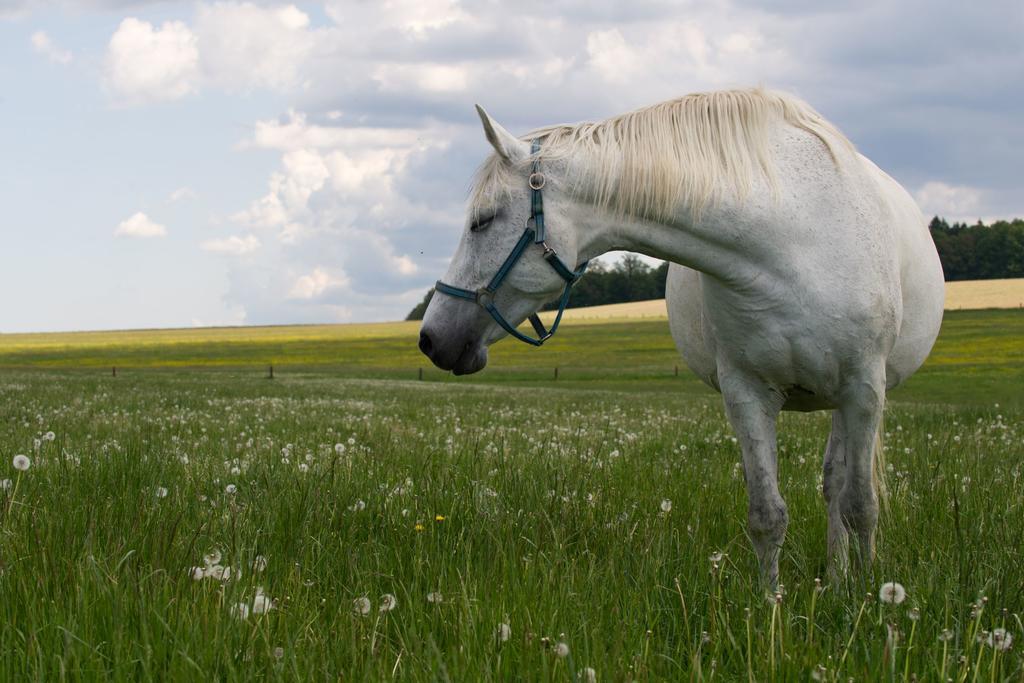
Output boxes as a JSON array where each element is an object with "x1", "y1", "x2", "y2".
[{"x1": 418, "y1": 331, "x2": 434, "y2": 357}]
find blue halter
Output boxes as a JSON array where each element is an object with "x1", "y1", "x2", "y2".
[{"x1": 434, "y1": 139, "x2": 588, "y2": 346}]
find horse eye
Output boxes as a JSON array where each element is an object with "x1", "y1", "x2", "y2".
[{"x1": 470, "y1": 215, "x2": 494, "y2": 233}]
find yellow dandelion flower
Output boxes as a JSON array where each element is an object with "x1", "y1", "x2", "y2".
[
  {"x1": 414, "y1": 523, "x2": 425, "y2": 532},
  {"x1": 435, "y1": 514, "x2": 445, "y2": 522}
]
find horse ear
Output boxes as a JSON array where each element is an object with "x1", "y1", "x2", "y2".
[{"x1": 475, "y1": 105, "x2": 528, "y2": 161}]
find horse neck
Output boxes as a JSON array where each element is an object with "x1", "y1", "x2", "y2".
[{"x1": 568, "y1": 198, "x2": 759, "y2": 285}]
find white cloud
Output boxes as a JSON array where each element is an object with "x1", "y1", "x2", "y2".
[
  {"x1": 585, "y1": 29, "x2": 640, "y2": 84},
  {"x1": 200, "y1": 234, "x2": 261, "y2": 255},
  {"x1": 102, "y1": 4, "x2": 328, "y2": 105},
  {"x1": 217, "y1": 107, "x2": 450, "y2": 323},
  {"x1": 115, "y1": 212, "x2": 167, "y2": 238},
  {"x1": 915, "y1": 181, "x2": 985, "y2": 221},
  {"x1": 169, "y1": 186, "x2": 197, "y2": 202},
  {"x1": 392, "y1": 254, "x2": 418, "y2": 276},
  {"x1": 234, "y1": 111, "x2": 451, "y2": 249},
  {"x1": 324, "y1": 0, "x2": 467, "y2": 36},
  {"x1": 247, "y1": 110, "x2": 426, "y2": 151},
  {"x1": 720, "y1": 31, "x2": 759, "y2": 56},
  {"x1": 583, "y1": 20, "x2": 769, "y2": 93},
  {"x1": 373, "y1": 63, "x2": 469, "y2": 93},
  {"x1": 30, "y1": 31, "x2": 72, "y2": 64},
  {"x1": 194, "y1": 3, "x2": 318, "y2": 92},
  {"x1": 233, "y1": 147, "x2": 330, "y2": 236},
  {"x1": 288, "y1": 266, "x2": 348, "y2": 299},
  {"x1": 105, "y1": 17, "x2": 199, "y2": 104}
]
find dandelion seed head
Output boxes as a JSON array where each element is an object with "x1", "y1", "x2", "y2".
[
  {"x1": 496, "y1": 623, "x2": 511, "y2": 643},
  {"x1": 660, "y1": 499, "x2": 672, "y2": 513},
  {"x1": 252, "y1": 593, "x2": 275, "y2": 615},
  {"x1": 579, "y1": 667, "x2": 596, "y2": 683},
  {"x1": 987, "y1": 628, "x2": 1013, "y2": 651},
  {"x1": 878, "y1": 581, "x2": 906, "y2": 604},
  {"x1": 231, "y1": 602, "x2": 250, "y2": 620},
  {"x1": 155, "y1": 486, "x2": 168, "y2": 498},
  {"x1": 211, "y1": 565, "x2": 238, "y2": 581},
  {"x1": 12, "y1": 454, "x2": 30, "y2": 471},
  {"x1": 225, "y1": 484, "x2": 237, "y2": 494},
  {"x1": 379, "y1": 593, "x2": 398, "y2": 612},
  {"x1": 555, "y1": 641, "x2": 570, "y2": 658},
  {"x1": 352, "y1": 597, "x2": 371, "y2": 616},
  {"x1": 426, "y1": 591, "x2": 443, "y2": 604}
]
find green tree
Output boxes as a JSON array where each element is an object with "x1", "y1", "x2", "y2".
[{"x1": 405, "y1": 289, "x2": 434, "y2": 321}]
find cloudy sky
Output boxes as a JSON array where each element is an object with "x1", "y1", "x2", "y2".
[{"x1": 1, "y1": 0, "x2": 1021, "y2": 333}]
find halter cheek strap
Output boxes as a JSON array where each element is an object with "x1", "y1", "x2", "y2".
[{"x1": 433, "y1": 139, "x2": 588, "y2": 347}]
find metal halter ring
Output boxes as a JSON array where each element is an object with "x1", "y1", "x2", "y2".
[
  {"x1": 528, "y1": 172, "x2": 546, "y2": 190},
  {"x1": 476, "y1": 288, "x2": 494, "y2": 307}
]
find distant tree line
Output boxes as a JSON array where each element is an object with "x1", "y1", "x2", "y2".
[
  {"x1": 406, "y1": 217, "x2": 1024, "y2": 319},
  {"x1": 929, "y1": 217, "x2": 1024, "y2": 281},
  {"x1": 539, "y1": 255, "x2": 668, "y2": 311}
]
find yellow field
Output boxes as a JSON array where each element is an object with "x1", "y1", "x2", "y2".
[
  {"x1": 945, "y1": 278, "x2": 1024, "y2": 310},
  {"x1": 0, "y1": 320, "x2": 423, "y2": 351},
  {"x1": 0, "y1": 279, "x2": 1019, "y2": 354},
  {"x1": 536, "y1": 298, "x2": 669, "y2": 323},
  {"x1": 539, "y1": 277, "x2": 1024, "y2": 323}
]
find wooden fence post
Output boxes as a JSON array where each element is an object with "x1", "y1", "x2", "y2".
[
  {"x1": 418, "y1": 368, "x2": 423, "y2": 381},
  {"x1": 268, "y1": 365, "x2": 274, "y2": 380},
  {"x1": 112, "y1": 366, "x2": 117, "y2": 378},
  {"x1": 674, "y1": 364, "x2": 678, "y2": 377},
  {"x1": 554, "y1": 367, "x2": 559, "y2": 381}
]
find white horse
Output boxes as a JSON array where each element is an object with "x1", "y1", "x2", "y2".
[{"x1": 418, "y1": 89, "x2": 944, "y2": 586}]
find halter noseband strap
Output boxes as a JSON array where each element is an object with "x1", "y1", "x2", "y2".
[{"x1": 433, "y1": 138, "x2": 588, "y2": 347}]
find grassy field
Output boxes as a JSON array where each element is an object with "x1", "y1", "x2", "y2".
[
  {"x1": 1, "y1": 309, "x2": 1022, "y2": 406},
  {"x1": 1, "y1": 310, "x2": 1023, "y2": 680}
]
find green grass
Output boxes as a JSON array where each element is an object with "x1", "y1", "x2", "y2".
[
  {"x1": 2, "y1": 309, "x2": 1023, "y2": 405},
  {"x1": 0, "y1": 310, "x2": 1022, "y2": 680}
]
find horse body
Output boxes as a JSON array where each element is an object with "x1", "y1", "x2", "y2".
[
  {"x1": 666, "y1": 126, "x2": 944, "y2": 411},
  {"x1": 419, "y1": 89, "x2": 945, "y2": 586}
]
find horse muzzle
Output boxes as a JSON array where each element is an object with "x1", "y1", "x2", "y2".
[{"x1": 418, "y1": 325, "x2": 489, "y2": 375}]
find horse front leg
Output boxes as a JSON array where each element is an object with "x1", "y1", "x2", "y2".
[
  {"x1": 836, "y1": 370, "x2": 886, "y2": 571},
  {"x1": 719, "y1": 370, "x2": 787, "y2": 590},
  {"x1": 823, "y1": 411, "x2": 851, "y2": 581}
]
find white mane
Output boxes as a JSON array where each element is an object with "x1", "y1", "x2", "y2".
[{"x1": 472, "y1": 88, "x2": 854, "y2": 220}]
